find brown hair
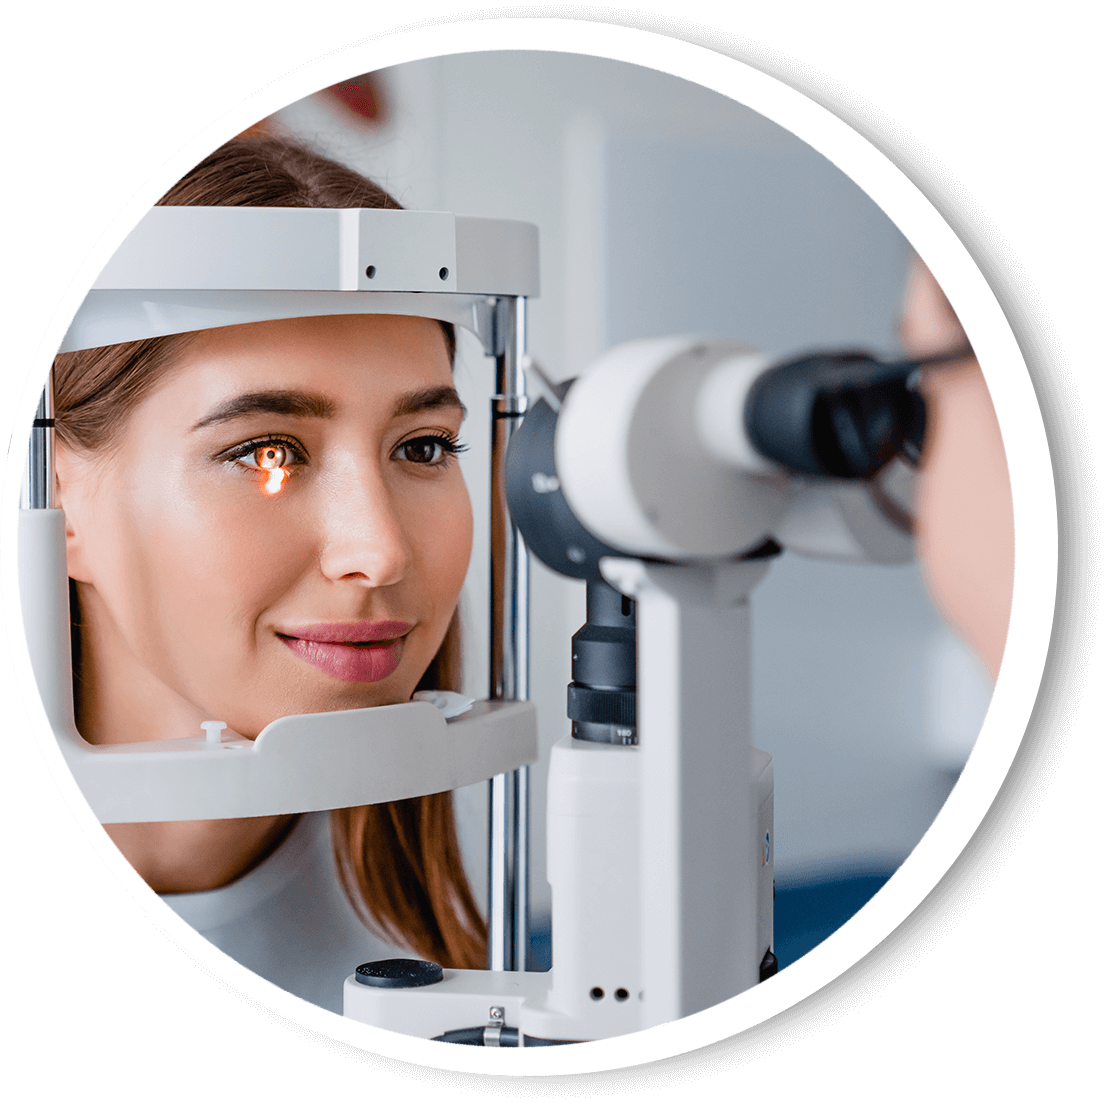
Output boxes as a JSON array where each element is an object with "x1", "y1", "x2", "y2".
[{"x1": 54, "y1": 134, "x2": 485, "y2": 969}]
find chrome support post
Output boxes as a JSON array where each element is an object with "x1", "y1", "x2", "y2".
[
  {"x1": 27, "y1": 379, "x2": 55, "y2": 510},
  {"x1": 487, "y1": 296, "x2": 530, "y2": 972}
]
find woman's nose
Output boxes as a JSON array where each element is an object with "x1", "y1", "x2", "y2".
[{"x1": 317, "y1": 468, "x2": 412, "y2": 588}]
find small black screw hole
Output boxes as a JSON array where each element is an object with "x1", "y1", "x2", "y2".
[
  {"x1": 365, "y1": 265, "x2": 376, "y2": 279},
  {"x1": 439, "y1": 266, "x2": 449, "y2": 280},
  {"x1": 615, "y1": 988, "x2": 629, "y2": 1002},
  {"x1": 589, "y1": 987, "x2": 604, "y2": 1001}
]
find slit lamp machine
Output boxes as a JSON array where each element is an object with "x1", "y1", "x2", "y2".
[{"x1": 21, "y1": 205, "x2": 953, "y2": 1046}]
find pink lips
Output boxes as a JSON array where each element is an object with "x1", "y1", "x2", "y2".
[{"x1": 278, "y1": 620, "x2": 413, "y2": 683}]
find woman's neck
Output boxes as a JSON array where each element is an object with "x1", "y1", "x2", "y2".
[{"x1": 104, "y1": 815, "x2": 299, "y2": 894}]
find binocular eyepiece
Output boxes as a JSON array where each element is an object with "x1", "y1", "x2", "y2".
[{"x1": 745, "y1": 350, "x2": 929, "y2": 480}]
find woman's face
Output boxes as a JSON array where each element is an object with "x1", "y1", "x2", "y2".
[{"x1": 58, "y1": 313, "x2": 473, "y2": 740}]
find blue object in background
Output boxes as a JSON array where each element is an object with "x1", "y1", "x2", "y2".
[
  {"x1": 527, "y1": 870, "x2": 894, "y2": 976},
  {"x1": 772, "y1": 871, "x2": 893, "y2": 969},
  {"x1": 530, "y1": 922, "x2": 552, "y2": 973}
]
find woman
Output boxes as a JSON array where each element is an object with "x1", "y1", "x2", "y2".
[{"x1": 52, "y1": 135, "x2": 486, "y2": 1012}]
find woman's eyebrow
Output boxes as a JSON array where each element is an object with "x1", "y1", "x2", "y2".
[
  {"x1": 190, "y1": 390, "x2": 335, "y2": 431},
  {"x1": 392, "y1": 385, "x2": 467, "y2": 419}
]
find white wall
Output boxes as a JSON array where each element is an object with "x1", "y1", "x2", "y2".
[{"x1": 273, "y1": 50, "x2": 993, "y2": 910}]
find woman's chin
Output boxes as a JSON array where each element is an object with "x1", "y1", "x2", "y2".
[{"x1": 214, "y1": 683, "x2": 414, "y2": 742}]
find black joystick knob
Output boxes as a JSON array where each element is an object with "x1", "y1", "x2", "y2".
[{"x1": 354, "y1": 958, "x2": 444, "y2": 988}]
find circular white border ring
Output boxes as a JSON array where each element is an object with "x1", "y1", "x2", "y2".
[{"x1": 4, "y1": 15, "x2": 1059, "y2": 1084}]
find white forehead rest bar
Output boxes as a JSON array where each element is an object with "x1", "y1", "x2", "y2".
[{"x1": 62, "y1": 207, "x2": 540, "y2": 352}]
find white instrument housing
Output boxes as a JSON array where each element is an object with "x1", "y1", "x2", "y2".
[{"x1": 555, "y1": 336, "x2": 914, "y2": 565}]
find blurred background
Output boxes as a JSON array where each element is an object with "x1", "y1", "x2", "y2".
[{"x1": 263, "y1": 50, "x2": 993, "y2": 969}]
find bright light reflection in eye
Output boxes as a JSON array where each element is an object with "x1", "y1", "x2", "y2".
[
  {"x1": 263, "y1": 467, "x2": 288, "y2": 496},
  {"x1": 256, "y1": 445, "x2": 289, "y2": 497}
]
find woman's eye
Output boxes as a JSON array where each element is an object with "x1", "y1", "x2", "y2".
[
  {"x1": 394, "y1": 435, "x2": 465, "y2": 466},
  {"x1": 239, "y1": 444, "x2": 292, "y2": 471},
  {"x1": 222, "y1": 438, "x2": 304, "y2": 496}
]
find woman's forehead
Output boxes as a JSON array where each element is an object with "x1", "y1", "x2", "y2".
[
  {"x1": 185, "y1": 313, "x2": 450, "y2": 371},
  {"x1": 116, "y1": 314, "x2": 458, "y2": 442}
]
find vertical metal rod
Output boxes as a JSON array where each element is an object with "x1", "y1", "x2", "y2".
[
  {"x1": 27, "y1": 377, "x2": 55, "y2": 510},
  {"x1": 486, "y1": 773, "x2": 512, "y2": 971},
  {"x1": 513, "y1": 762, "x2": 530, "y2": 972},
  {"x1": 487, "y1": 296, "x2": 530, "y2": 971}
]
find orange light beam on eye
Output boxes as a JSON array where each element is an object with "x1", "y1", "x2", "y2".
[{"x1": 263, "y1": 467, "x2": 288, "y2": 496}]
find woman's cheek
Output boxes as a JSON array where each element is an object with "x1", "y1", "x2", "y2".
[
  {"x1": 147, "y1": 481, "x2": 297, "y2": 618},
  {"x1": 437, "y1": 479, "x2": 474, "y2": 595}
]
